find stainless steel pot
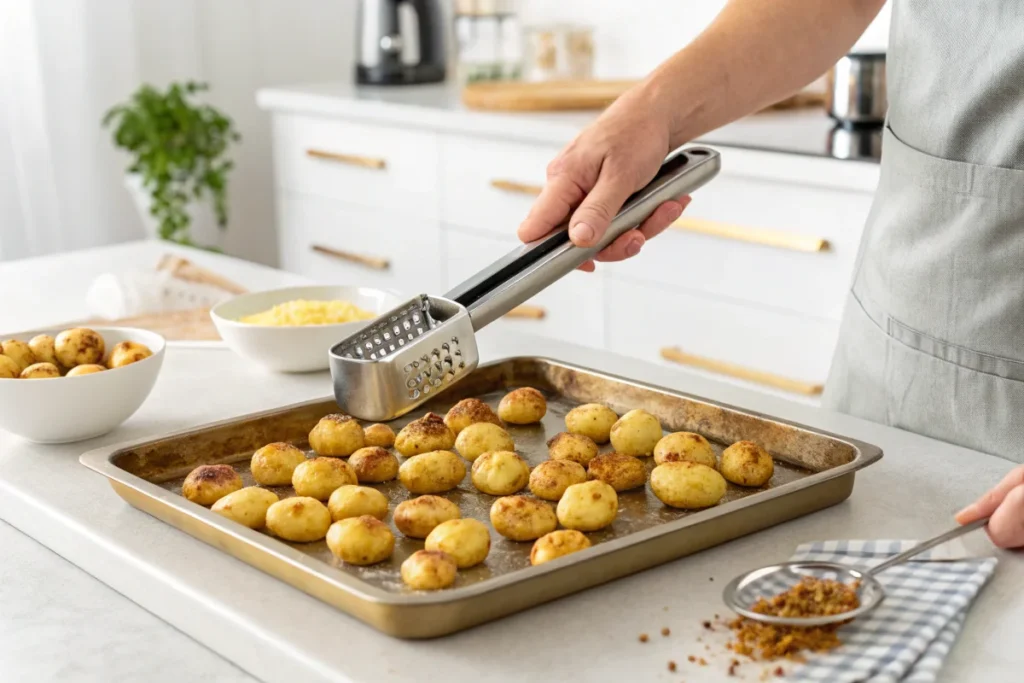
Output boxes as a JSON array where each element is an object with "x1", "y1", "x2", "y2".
[{"x1": 825, "y1": 52, "x2": 887, "y2": 124}]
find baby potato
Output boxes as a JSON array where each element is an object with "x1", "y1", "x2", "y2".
[
  {"x1": 497, "y1": 387, "x2": 547, "y2": 424},
  {"x1": 489, "y1": 495, "x2": 557, "y2": 541},
  {"x1": 348, "y1": 446, "x2": 399, "y2": 483},
  {"x1": 654, "y1": 432, "x2": 718, "y2": 469},
  {"x1": 547, "y1": 432, "x2": 599, "y2": 466},
  {"x1": 182, "y1": 464, "x2": 243, "y2": 506},
  {"x1": 27, "y1": 334, "x2": 58, "y2": 367},
  {"x1": 564, "y1": 403, "x2": 618, "y2": 444},
  {"x1": 393, "y1": 495, "x2": 461, "y2": 538},
  {"x1": 308, "y1": 413, "x2": 364, "y2": 457},
  {"x1": 720, "y1": 441, "x2": 774, "y2": 487},
  {"x1": 211, "y1": 487, "x2": 279, "y2": 529},
  {"x1": 362, "y1": 423, "x2": 396, "y2": 448},
  {"x1": 326, "y1": 515, "x2": 395, "y2": 565},
  {"x1": 0, "y1": 355, "x2": 21, "y2": 379},
  {"x1": 650, "y1": 461, "x2": 727, "y2": 509},
  {"x1": 401, "y1": 550, "x2": 457, "y2": 591},
  {"x1": 55, "y1": 328, "x2": 105, "y2": 368},
  {"x1": 395, "y1": 412, "x2": 456, "y2": 456},
  {"x1": 444, "y1": 398, "x2": 502, "y2": 435},
  {"x1": 398, "y1": 450, "x2": 466, "y2": 494},
  {"x1": 251, "y1": 442, "x2": 307, "y2": 486},
  {"x1": 471, "y1": 451, "x2": 530, "y2": 496},
  {"x1": 1, "y1": 339, "x2": 36, "y2": 372},
  {"x1": 292, "y1": 457, "x2": 357, "y2": 500},
  {"x1": 530, "y1": 529, "x2": 592, "y2": 566},
  {"x1": 328, "y1": 485, "x2": 389, "y2": 521},
  {"x1": 106, "y1": 340, "x2": 153, "y2": 369},
  {"x1": 609, "y1": 409, "x2": 662, "y2": 457},
  {"x1": 20, "y1": 362, "x2": 60, "y2": 379},
  {"x1": 529, "y1": 459, "x2": 588, "y2": 501},
  {"x1": 66, "y1": 364, "x2": 105, "y2": 377},
  {"x1": 587, "y1": 453, "x2": 647, "y2": 492},
  {"x1": 556, "y1": 480, "x2": 618, "y2": 532},
  {"x1": 425, "y1": 518, "x2": 491, "y2": 569},
  {"x1": 455, "y1": 422, "x2": 515, "y2": 462},
  {"x1": 265, "y1": 496, "x2": 331, "y2": 542}
]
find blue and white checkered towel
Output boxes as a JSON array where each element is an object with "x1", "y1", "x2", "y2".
[{"x1": 784, "y1": 540, "x2": 998, "y2": 683}]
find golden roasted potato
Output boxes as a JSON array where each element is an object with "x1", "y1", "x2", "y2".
[
  {"x1": 54, "y1": 328, "x2": 104, "y2": 368},
  {"x1": 425, "y1": 518, "x2": 491, "y2": 569},
  {"x1": 556, "y1": 480, "x2": 618, "y2": 532},
  {"x1": 308, "y1": 414, "x2": 364, "y2": 457},
  {"x1": 250, "y1": 442, "x2": 307, "y2": 486},
  {"x1": 530, "y1": 530, "x2": 592, "y2": 566},
  {"x1": 609, "y1": 409, "x2": 662, "y2": 457},
  {"x1": 291, "y1": 457, "x2": 357, "y2": 500},
  {"x1": 362, "y1": 423, "x2": 396, "y2": 448},
  {"x1": 587, "y1": 453, "x2": 647, "y2": 492},
  {"x1": 27, "y1": 334, "x2": 58, "y2": 367},
  {"x1": 398, "y1": 449, "x2": 466, "y2": 494},
  {"x1": 393, "y1": 495, "x2": 461, "y2": 538},
  {"x1": 497, "y1": 387, "x2": 547, "y2": 424},
  {"x1": 444, "y1": 398, "x2": 502, "y2": 435},
  {"x1": 348, "y1": 446, "x2": 399, "y2": 483},
  {"x1": 1, "y1": 339, "x2": 35, "y2": 372},
  {"x1": 471, "y1": 450, "x2": 530, "y2": 496},
  {"x1": 564, "y1": 403, "x2": 618, "y2": 444},
  {"x1": 547, "y1": 432, "x2": 599, "y2": 466},
  {"x1": 328, "y1": 485, "x2": 389, "y2": 521},
  {"x1": 720, "y1": 441, "x2": 774, "y2": 487},
  {"x1": 182, "y1": 464, "x2": 243, "y2": 506},
  {"x1": 211, "y1": 487, "x2": 279, "y2": 529},
  {"x1": 66, "y1": 364, "x2": 105, "y2": 377},
  {"x1": 395, "y1": 412, "x2": 455, "y2": 456},
  {"x1": 489, "y1": 495, "x2": 557, "y2": 541},
  {"x1": 528, "y1": 459, "x2": 588, "y2": 501},
  {"x1": 401, "y1": 549, "x2": 457, "y2": 590},
  {"x1": 326, "y1": 516, "x2": 395, "y2": 565},
  {"x1": 265, "y1": 496, "x2": 331, "y2": 542},
  {"x1": 0, "y1": 354, "x2": 21, "y2": 379},
  {"x1": 654, "y1": 432, "x2": 717, "y2": 468},
  {"x1": 455, "y1": 422, "x2": 515, "y2": 462},
  {"x1": 106, "y1": 340, "x2": 153, "y2": 369},
  {"x1": 650, "y1": 461, "x2": 727, "y2": 509},
  {"x1": 20, "y1": 362, "x2": 60, "y2": 379}
]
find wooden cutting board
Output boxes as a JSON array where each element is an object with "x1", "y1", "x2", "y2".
[{"x1": 75, "y1": 307, "x2": 220, "y2": 341}]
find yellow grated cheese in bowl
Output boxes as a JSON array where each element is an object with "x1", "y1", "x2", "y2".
[{"x1": 238, "y1": 300, "x2": 375, "y2": 326}]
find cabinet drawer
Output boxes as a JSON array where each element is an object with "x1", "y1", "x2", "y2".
[
  {"x1": 444, "y1": 228, "x2": 605, "y2": 348},
  {"x1": 271, "y1": 114, "x2": 439, "y2": 217},
  {"x1": 440, "y1": 135, "x2": 560, "y2": 236},
  {"x1": 277, "y1": 193, "x2": 442, "y2": 295},
  {"x1": 606, "y1": 277, "x2": 837, "y2": 397}
]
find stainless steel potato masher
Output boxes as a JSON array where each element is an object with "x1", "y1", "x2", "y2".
[
  {"x1": 329, "y1": 146, "x2": 722, "y2": 421},
  {"x1": 722, "y1": 518, "x2": 990, "y2": 627}
]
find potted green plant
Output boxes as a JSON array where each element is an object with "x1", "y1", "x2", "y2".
[{"x1": 103, "y1": 81, "x2": 241, "y2": 249}]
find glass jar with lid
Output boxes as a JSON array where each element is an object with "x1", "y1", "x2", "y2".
[{"x1": 454, "y1": 0, "x2": 522, "y2": 83}]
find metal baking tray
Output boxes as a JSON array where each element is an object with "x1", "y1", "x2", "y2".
[{"x1": 81, "y1": 357, "x2": 882, "y2": 639}]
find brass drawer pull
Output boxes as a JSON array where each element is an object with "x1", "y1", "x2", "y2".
[
  {"x1": 306, "y1": 149, "x2": 387, "y2": 170},
  {"x1": 671, "y1": 217, "x2": 829, "y2": 253},
  {"x1": 504, "y1": 305, "x2": 546, "y2": 320},
  {"x1": 490, "y1": 179, "x2": 543, "y2": 196},
  {"x1": 660, "y1": 346, "x2": 824, "y2": 396},
  {"x1": 311, "y1": 244, "x2": 390, "y2": 271}
]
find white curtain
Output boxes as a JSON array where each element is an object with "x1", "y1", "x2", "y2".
[{"x1": 0, "y1": 0, "x2": 355, "y2": 264}]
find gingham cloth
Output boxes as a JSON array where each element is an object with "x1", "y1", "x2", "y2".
[{"x1": 780, "y1": 540, "x2": 998, "y2": 683}]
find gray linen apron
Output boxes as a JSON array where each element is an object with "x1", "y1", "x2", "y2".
[{"x1": 822, "y1": 0, "x2": 1024, "y2": 462}]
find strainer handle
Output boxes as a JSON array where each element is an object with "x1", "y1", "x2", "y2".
[
  {"x1": 445, "y1": 146, "x2": 722, "y2": 330},
  {"x1": 867, "y1": 517, "x2": 989, "y2": 576}
]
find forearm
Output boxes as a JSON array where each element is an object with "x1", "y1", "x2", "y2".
[{"x1": 639, "y1": 0, "x2": 886, "y2": 147}]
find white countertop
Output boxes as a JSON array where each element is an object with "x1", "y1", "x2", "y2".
[{"x1": 1, "y1": 241, "x2": 1020, "y2": 683}]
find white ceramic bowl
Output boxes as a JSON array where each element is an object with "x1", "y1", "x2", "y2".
[
  {"x1": 0, "y1": 327, "x2": 166, "y2": 444},
  {"x1": 210, "y1": 285, "x2": 404, "y2": 373}
]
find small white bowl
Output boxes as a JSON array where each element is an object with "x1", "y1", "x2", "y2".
[
  {"x1": 0, "y1": 327, "x2": 166, "y2": 444},
  {"x1": 210, "y1": 285, "x2": 403, "y2": 373}
]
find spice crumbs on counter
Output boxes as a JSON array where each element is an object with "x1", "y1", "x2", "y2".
[
  {"x1": 728, "y1": 661, "x2": 738, "y2": 677},
  {"x1": 668, "y1": 661, "x2": 677, "y2": 672},
  {"x1": 775, "y1": 666, "x2": 785, "y2": 677},
  {"x1": 661, "y1": 627, "x2": 671, "y2": 637},
  {"x1": 687, "y1": 655, "x2": 697, "y2": 663},
  {"x1": 702, "y1": 620, "x2": 713, "y2": 630},
  {"x1": 698, "y1": 657, "x2": 708, "y2": 666},
  {"x1": 638, "y1": 633, "x2": 649, "y2": 643}
]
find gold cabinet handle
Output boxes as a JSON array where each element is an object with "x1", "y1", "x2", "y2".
[
  {"x1": 306, "y1": 149, "x2": 387, "y2": 170},
  {"x1": 660, "y1": 347, "x2": 823, "y2": 396},
  {"x1": 310, "y1": 244, "x2": 390, "y2": 271},
  {"x1": 490, "y1": 179, "x2": 543, "y2": 196},
  {"x1": 671, "y1": 217, "x2": 829, "y2": 253},
  {"x1": 504, "y1": 305, "x2": 546, "y2": 320}
]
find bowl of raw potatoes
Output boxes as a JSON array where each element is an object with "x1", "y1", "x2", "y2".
[{"x1": 211, "y1": 285, "x2": 404, "y2": 373}]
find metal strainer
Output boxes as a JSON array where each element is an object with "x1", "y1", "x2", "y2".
[
  {"x1": 722, "y1": 518, "x2": 989, "y2": 627},
  {"x1": 329, "y1": 146, "x2": 722, "y2": 421}
]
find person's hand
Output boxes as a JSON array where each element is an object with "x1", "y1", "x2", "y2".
[
  {"x1": 956, "y1": 464, "x2": 1024, "y2": 548},
  {"x1": 516, "y1": 85, "x2": 690, "y2": 272}
]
